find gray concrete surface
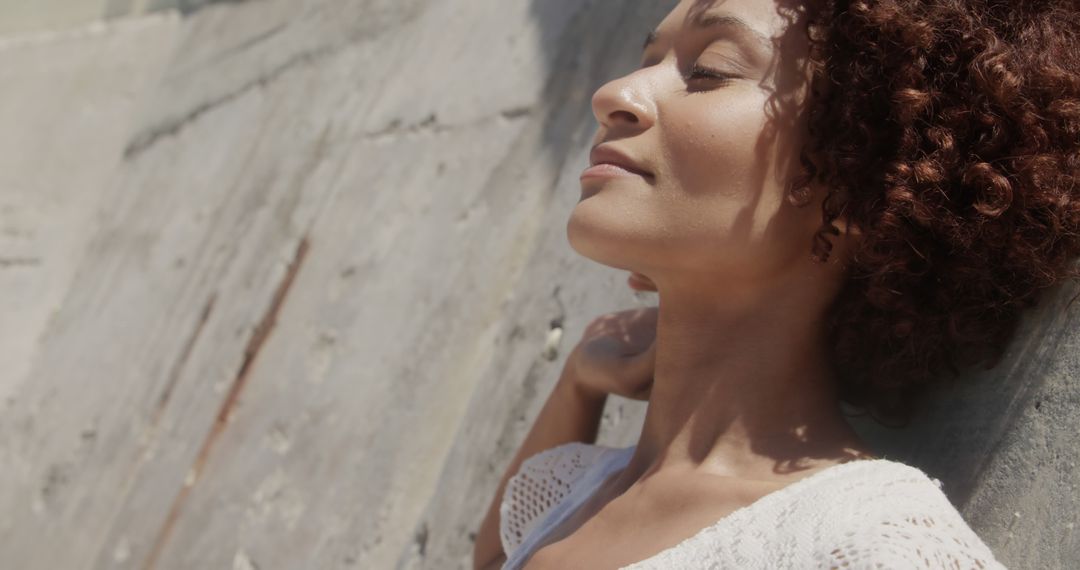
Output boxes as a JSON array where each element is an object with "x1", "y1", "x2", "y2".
[
  {"x1": 850, "y1": 277, "x2": 1080, "y2": 568},
  {"x1": 0, "y1": 12, "x2": 181, "y2": 407},
  {"x1": 0, "y1": 0, "x2": 230, "y2": 34},
  {"x1": 0, "y1": 1, "x2": 1076, "y2": 569},
  {"x1": 0, "y1": 0, "x2": 108, "y2": 34}
]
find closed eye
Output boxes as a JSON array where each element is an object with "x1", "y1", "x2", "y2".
[{"x1": 687, "y1": 64, "x2": 736, "y2": 83}]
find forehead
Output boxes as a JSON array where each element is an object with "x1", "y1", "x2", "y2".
[{"x1": 653, "y1": 0, "x2": 792, "y2": 41}]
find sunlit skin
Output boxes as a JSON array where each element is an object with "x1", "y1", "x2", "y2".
[{"x1": 527, "y1": 0, "x2": 878, "y2": 567}]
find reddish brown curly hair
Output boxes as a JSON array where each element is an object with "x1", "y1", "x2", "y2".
[{"x1": 795, "y1": 0, "x2": 1080, "y2": 425}]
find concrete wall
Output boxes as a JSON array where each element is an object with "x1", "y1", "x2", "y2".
[
  {"x1": 0, "y1": 12, "x2": 181, "y2": 408},
  {"x1": 0, "y1": 0, "x2": 234, "y2": 34},
  {"x1": 0, "y1": 0, "x2": 110, "y2": 34},
  {"x1": 0, "y1": 1, "x2": 1075, "y2": 569}
]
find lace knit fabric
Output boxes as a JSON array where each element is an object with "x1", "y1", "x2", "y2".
[{"x1": 499, "y1": 442, "x2": 1007, "y2": 569}]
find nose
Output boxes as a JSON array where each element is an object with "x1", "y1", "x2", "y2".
[{"x1": 590, "y1": 71, "x2": 656, "y2": 133}]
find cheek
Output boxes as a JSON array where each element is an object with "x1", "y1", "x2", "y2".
[
  {"x1": 651, "y1": 91, "x2": 816, "y2": 279},
  {"x1": 662, "y1": 92, "x2": 772, "y2": 201},
  {"x1": 656, "y1": 94, "x2": 795, "y2": 257},
  {"x1": 567, "y1": 90, "x2": 816, "y2": 280}
]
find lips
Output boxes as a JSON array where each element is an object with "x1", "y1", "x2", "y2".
[{"x1": 587, "y1": 145, "x2": 653, "y2": 178}]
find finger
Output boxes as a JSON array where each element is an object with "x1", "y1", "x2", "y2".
[
  {"x1": 624, "y1": 308, "x2": 659, "y2": 342},
  {"x1": 630, "y1": 378, "x2": 653, "y2": 402},
  {"x1": 633, "y1": 306, "x2": 659, "y2": 325},
  {"x1": 623, "y1": 338, "x2": 657, "y2": 376},
  {"x1": 627, "y1": 272, "x2": 658, "y2": 292},
  {"x1": 584, "y1": 312, "x2": 620, "y2": 338}
]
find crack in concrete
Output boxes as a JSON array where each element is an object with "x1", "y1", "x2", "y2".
[
  {"x1": 499, "y1": 106, "x2": 533, "y2": 121},
  {"x1": 362, "y1": 106, "x2": 534, "y2": 142},
  {"x1": 140, "y1": 235, "x2": 310, "y2": 570},
  {"x1": 123, "y1": 42, "x2": 338, "y2": 160},
  {"x1": 82, "y1": 293, "x2": 217, "y2": 570},
  {"x1": 122, "y1": 1, "x2": 431, "y2": 161},
  {"x1": 153, "y1": 293, "x2": 218, "y2": 421},
  {"x1": 210, "y1": 21, "x2": 288, "y2": 63},
  {"x1": 124, "y1": 28, "x2": 530, "y2": 158},
  {"x1": 173, "y1": 0, "x2": 259, "y2": 17},
  {"x1": 0, "y1": 257, "x2": 42, "y2": 268}
]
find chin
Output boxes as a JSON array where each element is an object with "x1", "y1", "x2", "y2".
[{"x1": 566, "y1": 203, "x2": 646, "y2": 272}]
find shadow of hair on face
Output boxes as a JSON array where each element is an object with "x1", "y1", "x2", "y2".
[
  {"x1": 678, "y1": 0, "x2": 869, "y2": 477},
  {"x1": 680, "y1": 0, "x2": 821, "y2": 260}
]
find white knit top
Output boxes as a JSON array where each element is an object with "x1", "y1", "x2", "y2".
[{"x1": 499, "y1": 442, "x2": 1007, "y2": 569}]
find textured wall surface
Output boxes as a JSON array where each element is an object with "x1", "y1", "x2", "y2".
[
  {"x1": 851, "y1": 278, "x2": 1080, "y2": 569},
  {"x1": 0, "y1": 0, "x2": 108, "y2": 34},
  {"x1": 0, "y1": 0, "x2": 230, "y2": 34},
  {"x1": 0, "y1": 2, "x2": 1075, "y2": 569},
  {"x1": 0, "y1": 12, "x2": 181, "y2": 408}
]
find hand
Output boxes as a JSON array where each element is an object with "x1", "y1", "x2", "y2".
[{"x1": 566, "y1": 306, "x2": 658, "y2": 402}]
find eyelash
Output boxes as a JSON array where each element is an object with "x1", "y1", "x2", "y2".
[{"x1": 686, "y1": 64, "x2": 735, "y2": 85}]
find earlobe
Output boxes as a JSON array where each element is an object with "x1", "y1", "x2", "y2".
[
  {"x1": 833, "y1": 214, "x2": 860, "y2": 238},
  {"x1": 798, "y1": 182, "x2": 861, "y2": 241},
  {"x1": 785, "y1": 181, "x2": 816, "y2": 208},
  {"x1": 821, "y1": 213, "x2": 862, "y2": 269},
  {"x1": 803, "y1": 191, "x2": 861, "y2": 266}
]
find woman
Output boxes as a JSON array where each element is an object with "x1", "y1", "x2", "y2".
[{"x1": 474, "y1": 0, "x2": 1079, "y2": 567}]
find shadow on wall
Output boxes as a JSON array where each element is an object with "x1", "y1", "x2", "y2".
[
  {"x1": 526, "y1": 0, "x2": 680, "y2": 162},
  {"x1": 851, "y1": 275, "x2": 1080, "y2": 552},
  {"x1": 397, "y1": 2, "x2": 679, "y2": 569}
]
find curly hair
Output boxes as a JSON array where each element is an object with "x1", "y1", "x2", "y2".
[{"x1": 794, "y1": 0, "x2": 1080, "y2": 425}]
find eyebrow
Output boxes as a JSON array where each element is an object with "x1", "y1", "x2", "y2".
[{"x1": 642, "y1": 12, "x2": 772, "y2": 53}]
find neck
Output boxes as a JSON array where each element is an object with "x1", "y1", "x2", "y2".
[{"x1": 623, "y1": 268, "x2": 870, "y2": 483}]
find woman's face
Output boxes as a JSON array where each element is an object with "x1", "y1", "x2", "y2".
[{"x1": 568, "y1": 0, "x2": 829, "y2": 293}]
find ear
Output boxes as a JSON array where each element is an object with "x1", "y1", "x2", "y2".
[
  {"x1": 821, "y1": 206, "x2": 862, "y2": 269},
  {"x1": 832, "y1": 209, "x2": 861, "y2": 238},
  {"x1": 796, "y1": 182, "x2": 861, "y2": 266}
]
